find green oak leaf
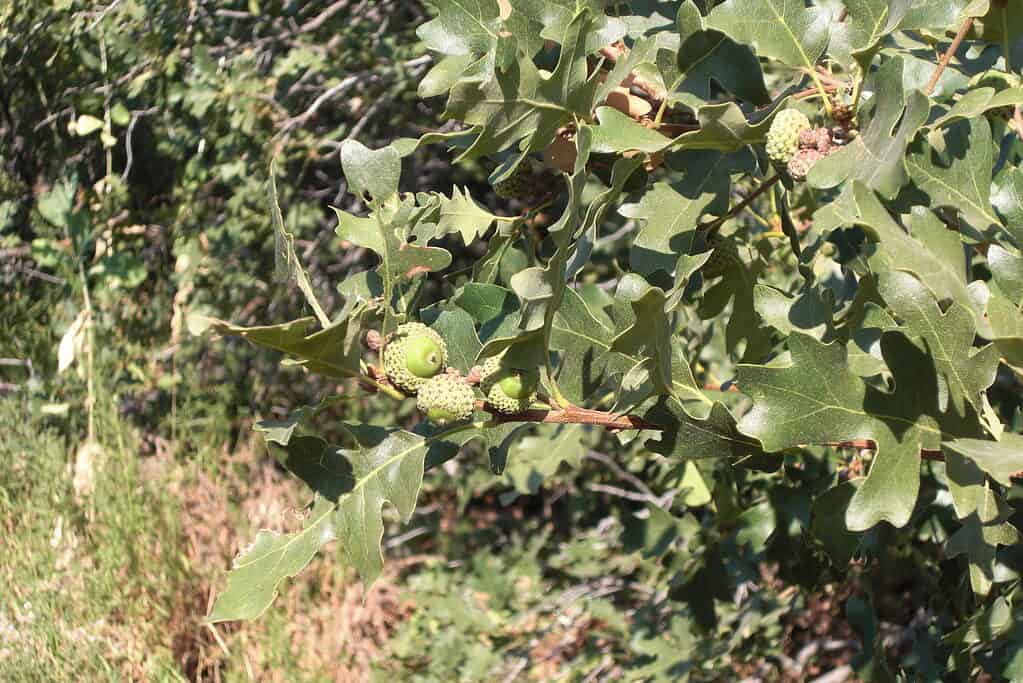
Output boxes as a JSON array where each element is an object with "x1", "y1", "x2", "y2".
[
  {"x1": 671, "y1": 100, "x2": 781, "y2": 152},
  {"x1": 269, "y1": 159, "x2": 330, "y2": 327},
  {"x1": 504, "y1": 424, "x2": 586, "y2": 495},
  {"x1": 991, "y1": 165, "x2": 1023, "y2": 247},
  {"x1": 335, "y1": 195, "x2": 452, "y2": 334},
  {"x1": 591, "y1": 106, "x2": 674, "y2": 154},
  {"x1": 550, "y1": 287, "x2": 617, "y2": 404},
  {"x1": 946, "y1": 483, "x2": 1020, "y2": 596},
  {"x1": 620, "y1": 149, "x2": 755, "y2": 275},
  {"x1": 420, "y1": 303, "x2": 483, "y2": 373},
  {"x1": 809, "y1": 57, "x2": 928, "y2": 199},
  {"x1": 989, "y1": 244, "x2": 1023, "y2": 302},
  {"x1": 929, "y1": 86, "x2": 1023, "y2": 129},
  {"x1": 416, "y1": 0, "x2": 540, "y2": 86},
  {"x1": 610, "y1": 274, "x2": 674, "y2": 397},
  {"x1": 418, "y1": 419, "x2": 528, "y2": 474},
  {"x1": 898, "y1": 0, "x2": 983, "y2": 32},
  {"x1": 878, "y1": 271, "x2": 998, "y2": 414},
  {"x1": 644, "y1": 399, "x2": 763, "y2": 462},
  {"x1": 331, "y1": 428, "x2": 432, "y2": 584},
  {"x1": 706, "y1": 0, "x2": 830, "y2": 72},
  {"x1": 988, "y1": 286, "x2": 1023, "y2": 373},
  {"x1": 208, "y1": 495, "x2": 337, "y2": 622},
  {"x1": 417, "y1": 0, "x2": 502, "y2": 64},
  {"x1": 987, "y1": 244, "x2": 1023, "y2": 370},
  {"x1": 944, "y1": 434, "x2": 1023, "y2": 488},
  {"x1": 339, "y1": 140, "x2": 401, "y2": 204},
  {"x1": 442, "y1": 10, "x2": 599, "y2": 171},
  {"x1": 811, "y1": 481, "x2": 863, "y2": 565},
  {"x1": 845, "y1": 184, "x2": 985, "y2": 331},
  {"x1": 828, "y1": 0, "x2": 910, "y2": 67},
  {"x1": 434, "y1": 186, "x2": 499, "y2": 245},
  {"x1": 906, "y1": 117, "x2": 1007, "y2": 241},
  {"x1": 594, "y1": 37, "x2": 660, "y2": 105},
  {"x1": 737, "y1": 331, "x2": 979, "y2": 530},
  {"x1": 510, "y1": 0, "x2": 626, "y2": 54},
  {"x1": 753, "y1": 283, "x2": 836, "y2": 341},
  {"x1": 198, "y1": 315, "x2": 363, "y2": 381},
  {"x1": 658, "y1": 1, "x2": 769, "y2": 109},
  {"x1": 210, "y1": 411, "x2": 533, "y2": 622},
  {"x1": 567, "y1": 151, "x2": 646, "y2": 277},
  {"x1": 968, "y1": 0, "x2": 1023, "y2": 69},
  {"x1": 696, "y1": 240, "x2": 767, "y2": 356}
]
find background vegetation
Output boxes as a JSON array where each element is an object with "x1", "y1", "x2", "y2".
[{"x1": 2, "y1": 1, "x2": 1022, "y2": 682}]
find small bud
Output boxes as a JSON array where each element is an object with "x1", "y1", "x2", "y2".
[
  {"x1": 365, "y1": 330, "x2": 383, "y2": 351},
  {"x1": 787, "y1": 148, "x2": 825, "y2": 182}
]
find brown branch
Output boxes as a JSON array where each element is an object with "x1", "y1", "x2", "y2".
[
  {"x1": 473, "y1": 403, "x2": 1022, "y2": 479},
  {"x1": 358, "y1": 359, "x2": 1021, "y2": 479},
  {"x1": 790, "y1": 84, "x2": 839, "y2": 102},
  {"x1": 480, "y1": 401, "x2": 660, "y2": 430},
  {"x1": 1014, "y1": 105, "x2": 1023, "y2": 144},
  {"x1": 925, "y1": 17, "x2": 975, "y2": 97}
]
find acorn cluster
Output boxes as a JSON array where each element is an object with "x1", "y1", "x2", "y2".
[
  {"x1": 766, "y1": 108, "x2": 847, "y2": 182},
  {"x1": 379, "y1": 323, "x2": 540, "y2": 425}
]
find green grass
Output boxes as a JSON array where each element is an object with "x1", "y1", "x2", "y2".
[
  {"x1": 0, "y1": 396, "x2": 187, "y2": 680},
  {"x1": 0, "y1": 375, "x2": 406, "y2": 682}
]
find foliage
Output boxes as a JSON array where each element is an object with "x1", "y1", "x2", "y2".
[
  {"x1": 4, "y1": 0, "x2": 1023, "y2": 680},
  {"x1": 193, "y1": 0, "x2": 1023, "y2": 679}
]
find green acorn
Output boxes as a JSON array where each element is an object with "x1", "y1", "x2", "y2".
[
  {"x1": 701, "y1": 234, "x2": 743, "y2": 279},
  {"x1": 417, "y1": 373, "x2": 476, "y2": 425},
  {"x1": 766, "y1": 109, "x2": 811, "y2": 164},
  {"x1": 382, "y1": 322, "x2": 447, "y2": 394},
  {"x1": 479, "y1": 354, "x2": 539, "y2": 415}
]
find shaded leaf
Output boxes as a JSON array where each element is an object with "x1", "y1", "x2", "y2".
[
  {"x1": 943, "y1": 434, "x2": 1023, "y2": 487},
  {"x1": 878, "y1": 271, "x2": 998, "y2": 414},
  {"x1": 706, "y1": 0, "x2": 830, "y2": 71},
  {"x1": 809, "y1": 57, "x2": 928, "y2": 199},
  {"x1": 200, "y1": 316, "x2": 363, "y2": 380},
  {"x1": 906, "y1": 118, "x2": 1007, "y2": 240},
  {"x1": 443, "y1": 10, "x2": 599, "y2": 171}
]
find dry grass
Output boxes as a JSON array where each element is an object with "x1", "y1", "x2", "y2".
[
  {"x1": 0, "y1": 408, "x2": 414, "y2": 683},
  {"x1": 162, "y1": 435, "x2": 414, "y2": 682}
]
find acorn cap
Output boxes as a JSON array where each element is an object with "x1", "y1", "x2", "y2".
[
  {"x1": 416, "y1": 374, "x2": 476, "y2": 425},
  {"x1": 479, "y1": 354, "x2": 539, "y2": 415}
]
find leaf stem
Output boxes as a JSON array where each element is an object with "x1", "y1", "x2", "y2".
[
  {"x1": 925, "y1": 17, "x2": 975, "y2": 97},
  {"x1": 700, "y1": 175, "x2": 781, "y2": 235},
  {"x1": 807, "y1": 70, "x2": 834, "y2": 117}
]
